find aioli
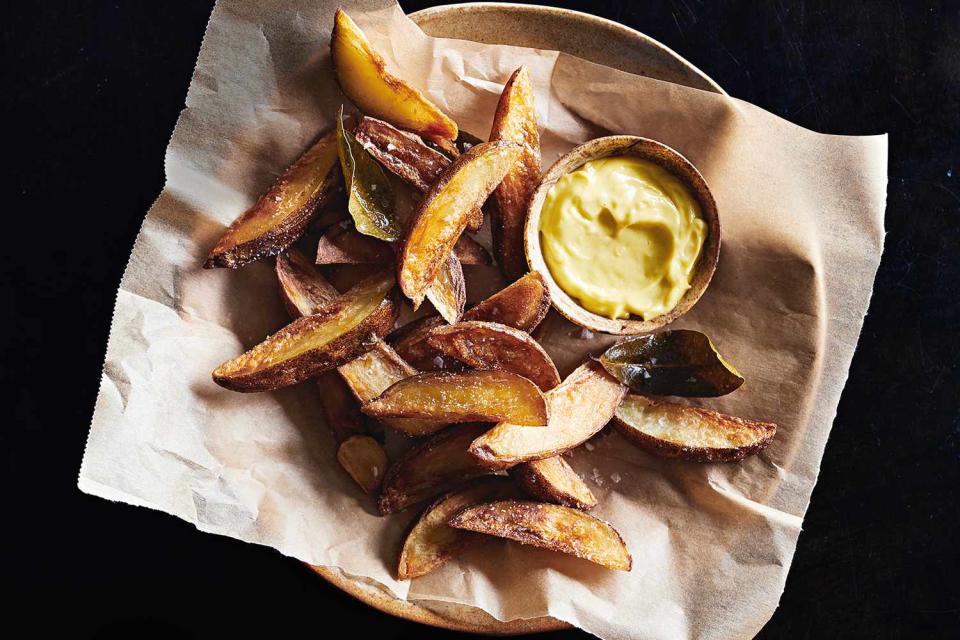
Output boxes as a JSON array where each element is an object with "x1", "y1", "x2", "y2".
[{"x1": 539, "y1": 156, "x2": 706, "y2": 320}]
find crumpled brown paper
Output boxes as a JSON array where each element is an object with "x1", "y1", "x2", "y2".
[{"x1": 78, "y1": 1, "x2": 887, "y2": 638}]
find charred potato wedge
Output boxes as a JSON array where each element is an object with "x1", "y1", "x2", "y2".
[
  {"x1": 427, "y1": 321, "x2": 560, "y2": 391},
  {"x1": 362, "y1": 371, "x2": 548, "y2": 426},
  {"x1": 489, "y1": 66, "x2": 541, "y2": 280},
  {"x1": 276, "y1": 250, "x2": 340, "y2": 317},
  {"x1": 391, "y1": 272, "x2": 551, "y2": 371},
  {"x1": 205, "y1": 128, "x2": 340, "y2": 269},
  {"x1": 331, "y1": 9, "x2": 457, "y2": 141},
  {"x1": 338, "y1": 340, "x2": 447, "y2": 437},
  {"x1": 510, "y1": 456, "x2": 597, "y2": 510},
  {"x1": 613, "y1": 395, "x2": 776, "y2": 462},
  {"x1": 399, "y1": 141, "x2": 521, "y2": 307},
  {"x1": 397, "y1": 477, "x2": 518, "y2": 579},
  {"x1": 469, "y1": 362, "x2": 626, "y2": 468},
  {"x1": 378, "y1": 423, "x2": 492, "y2": 514},
  {"x1": 213, "y1": 271, "x2": 399, "y2": 392},
  {"x1": 449, "y1": 500, "x2": 631, "y2": 571},
  {"x1": 353, "y1": 116, "x2": 485, "y2": 232},
  {"x1": 337, "y1": 435, "x2": 389, "y2": 494},
  {"x1": 453, "y1": 234, "x2": 493, "y2": 266}
]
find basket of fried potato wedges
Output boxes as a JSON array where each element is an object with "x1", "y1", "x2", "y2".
[{"x1": 205, "y1": 8, "x2": 777, "y2": 579}]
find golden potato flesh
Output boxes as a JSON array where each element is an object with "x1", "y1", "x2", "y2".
[
  {"x1": 331, "y1": 9, "x2": 457, "y2": 141},
  {"x1": 338, "y1": 340, "x2": 447, "y2": 437},
  {"x1": 205, "y1": 128, "x2": 339, "y2": 269},
  {"x1": 449, "y1": 500, "x2": 632, "y2": 571},
  {"x1": 613, "y1": 395, "x2": 776, "y2": 462},
  {"x1": 469, "y1": 362, "x2": 626, "y2": 468},
  {"x1": 397, "y1": 477, "x2": 518, "y2": 580},
  {"x1": 362, "y1": 370, "x2": 548, "y2": 426},
  {"x1": 212, "y1": 271, "x2": 398, "y2": 392},
  {"x1": 399, "y1": 141, "x2": 521, "y2": 307}
]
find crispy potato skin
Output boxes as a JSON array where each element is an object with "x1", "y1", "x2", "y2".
[
  {"x1": 396, "y1": 477, "x2": 517, "y2": 580},
  {"x1": 613, "y1": 395, "x2": 776, "y2": 462},
  {"x1": 331, "y1": 9, "x2": 457, "y2": 141},
  {"x1": 448, "y1": 500, "x2": 632, "y2": 571},
  {"x1": 399, "y1": 141, "x2": 521, "y2": 307},
  {"x1": 337, "y1": 435, "x2": 388, "y2": 494},
  {"x1": 276, "y1": 250, "x2": 341, "y2": 317},
  {"x1": 205, "y1": 130, "x2": 340, "y2": 269},
  {"x1": 213, "y1": 273, "x2": 400, "y2": 392},
  {"x1": 362, "y1": 370, "x2": 548, "y2": 425},
  {"x1": 489, "y1": 67, "x2": 541, "y2": 281},
  {"x1": 391, "y1": 272, "x2": 551, "y2": 371},
  {"x1": 469, "y1": 361, "x2": 626, "y2": 468},
  {"x1": 427, "y1": 321, "x2": 561, "y2": 391},
  {"x1": 509, "y1": 456, "x2": 597, "y2": 510},
  {"x1": 378, "y1": 423, "x2": 493, "y2": 515}
]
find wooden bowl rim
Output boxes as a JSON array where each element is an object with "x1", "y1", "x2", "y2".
[{"x1": 525, "y1": 135, "x2": 721, "y2": 335}]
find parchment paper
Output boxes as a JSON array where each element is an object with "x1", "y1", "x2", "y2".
[{"x1": 78, "y1": 1, "x2": 887, "y2": 638}]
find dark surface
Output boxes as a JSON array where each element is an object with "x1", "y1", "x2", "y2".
[{"x1": 3, "y1": 1, "x2": 958, "y2": 638}]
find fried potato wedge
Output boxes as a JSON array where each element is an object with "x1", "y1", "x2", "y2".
[
  {"x1": 315, "y1": 225, "x2": 394, "y2": 265},
  {"x1": 363, "y1": 371, "x2": 548, "y2": 426},
  {"x1": 449, "y1": 500, "x2": 631, "y2": 571},
  {"x1": 489, "y1": 66, "x2": 541, "y2": 280},
  {"x1": 354, "y1": 116, "x2": 450, "y2": 192},
  {"x1": 399, "y1": 141, "x2": 521, "y2": 307},
  {"x1": 316, "y1": 371, "x2": 367, "y2": 442},
  {"x1": 427, "y1": 321, "x2": 560, "y2": 391},
  {"x1": 613, "y1": 395, "x2": 776, "y2": 462},
  {"x1": 338, "y1": 340, "x2": 447, "y2": 437},
  {"x1": 315, "y1": 225, "x2": 490, "y2": 267},
  {"x1": 205, "y1": 128, "x2": 340, "y2": 269},
  {"x1": 331, "y1": 9, "x2": 457, "y2": 141},
  {"x1": 391, "y1": 272, "x2": 551, "y2": 371},
  {"x1": 276, "y1": 249, "x2": 340, "y2": 317},
  {"x1": 454, "y1": 234, "x2": 493, "y2": 266},
  {"x1": 397, "y1": 477, "x2": 519, "y2": 580},
  {"x1": 276, "y1": 252, "x2": 368, "y2": 442},
  {"x1": 425, "y1": 253, "x2": 466, "y2": 324},
  {"x1": 465, "y1": 271, "x2": 551, "y2": 330},
  {"x1": 469, "y1": 362, "x2": 626, "y2": 468},
  {"x1": 213, "y1": 271, "x2": 399, "y2": 392},
  {"x1": 353, "y1": 116, "x2": 485, "y2": 232},
  {"x1": 378, "y1": 423, "x2": 492, "y2": 514},
  {"x1": 337, "y1": 435, "x2": 388, "y2": 494},
  {"x1": 509, "y1": 456, "x2": 597, "y2": 510}
]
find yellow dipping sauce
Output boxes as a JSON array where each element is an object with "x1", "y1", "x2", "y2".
[{"x1": 539, "y1": 156, "x2": 707, "y2": 320}]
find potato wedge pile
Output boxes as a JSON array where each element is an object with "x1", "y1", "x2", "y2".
[{"x1": 204, "y1": 8, "x2": 779, "y2": 579}]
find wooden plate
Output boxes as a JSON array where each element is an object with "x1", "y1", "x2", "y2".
[{"x1": 309, "y1": 2, "x2": 724, "y2": 634}]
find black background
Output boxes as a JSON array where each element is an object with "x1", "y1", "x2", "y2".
[{"x1": 4, "y1": 1, "x2": 958, "y2": 638}]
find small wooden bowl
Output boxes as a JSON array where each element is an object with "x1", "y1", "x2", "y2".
[{"x1": 524, "y1": 135, "x2": 720, "y2": 335}]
